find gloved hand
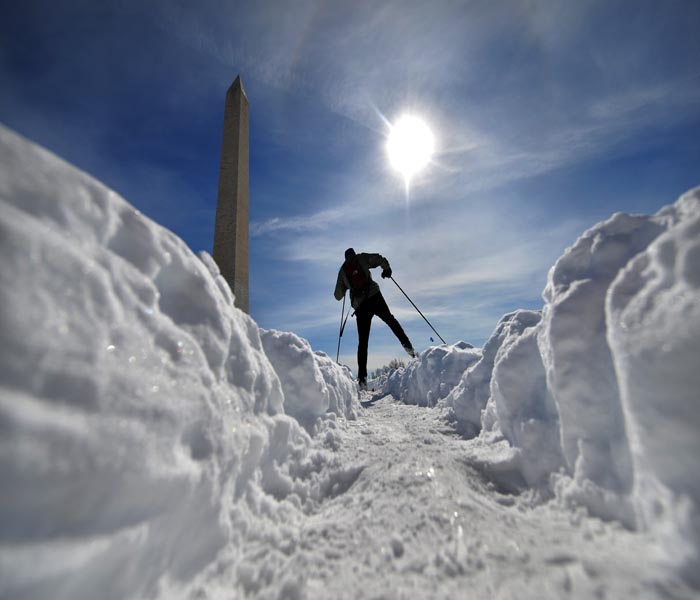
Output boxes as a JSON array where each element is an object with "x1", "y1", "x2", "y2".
[{"x1": 381, "y1": 267, "x2": 392, "y2": 279}]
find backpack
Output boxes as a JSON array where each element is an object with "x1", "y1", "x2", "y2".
[{"x1": 343, "y1": 258, "x2": 369, "y2": 291}]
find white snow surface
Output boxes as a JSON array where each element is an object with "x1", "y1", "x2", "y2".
[
  {"x1": 607, "y1": 194, "x2": 700, "y2": 585},
  {"x1": 0, "y1": 125, "x2": 358, "y2": 599},
  {"x1": 1, "y1": 124, "x2": 698, "y2": 598},
  {"x1": 260, "y1": 329, "x2": 357, "y2": 422},
  {"x1": 438, "y1": 189, "x2": 700, "y2": 583},
  {"x1": 384, "y1": 341, "x2": 480, "y2": 407}
]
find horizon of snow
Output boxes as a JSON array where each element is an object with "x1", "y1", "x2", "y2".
[{"x1": 1, "y1": 122, "x2": 698, "y2": 596}]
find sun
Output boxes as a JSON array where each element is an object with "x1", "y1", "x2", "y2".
[{"x1": 386, "y1": 115, "x2": 435, "y2": 183}]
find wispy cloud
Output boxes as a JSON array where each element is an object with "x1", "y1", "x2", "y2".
[
  {"x1": 251, "y1": 207, "x2": 345, "y2": 236},
  {"x1": 4, "y1": 0, "x2": 698, "y2": 376},
  {"x1": 156, "y1": 0, "x2": 700, "y2": 203}
]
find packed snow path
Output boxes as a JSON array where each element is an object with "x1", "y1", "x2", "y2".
[{"x1": 288, "y1": 396, "x2": 690, "y2": 599}]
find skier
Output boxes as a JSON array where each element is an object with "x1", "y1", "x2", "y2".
[{"x1": 334, "y1": 248, "x2": 416, "y2": 390}]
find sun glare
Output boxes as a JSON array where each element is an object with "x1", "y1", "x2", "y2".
[{"x1": 386, "y1": 115, "x2": 435, "y2": 183}]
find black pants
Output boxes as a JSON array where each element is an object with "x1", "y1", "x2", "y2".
[{"x1": 356, "y1": 292, "x2": 412, "y2": 380}]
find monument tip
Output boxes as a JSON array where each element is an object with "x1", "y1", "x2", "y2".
[{"x1": 229, "y1": 74, "x2": 247, "y2": 99}]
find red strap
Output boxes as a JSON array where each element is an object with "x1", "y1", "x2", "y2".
[{"x1": 343, "y1": 260, "x2": 368, "y2": 290}]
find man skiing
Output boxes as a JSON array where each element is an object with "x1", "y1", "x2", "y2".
[{"x1": 334, "y1": 248, "x2": 416, "y2": 390}]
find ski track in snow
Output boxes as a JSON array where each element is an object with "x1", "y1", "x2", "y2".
[{"x1": 289, "y1": 395, "x2": 692, "y2": 600}]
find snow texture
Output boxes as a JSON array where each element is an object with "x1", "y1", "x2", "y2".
[
  {"x1": 260, "y1": 329, "x2": 357, "y2": 421},
  {"x1": 384, "y1": 341, "x2": 480, "y2": 407},
  {"x1": 1, "y1": 122, "x2": 699, "y2": 597},
  {"x1": 393, "y1": 188, "x2": 700, "y2": 585},
  {"x1": 446, "y1": 310, "x2": 540, "y2": 437},
  {"x1": 0, "y1": 125, "x2": 358, "y2": 599},
  {"x1": 436, "y1": 310, "x2": 563, "y2": 493},
  {"x1": 607, "y1": 189, "x2": 700, "y2": 585},
  {"x1": 538, "y1": 209, "x2": 668, "y2": 525}
]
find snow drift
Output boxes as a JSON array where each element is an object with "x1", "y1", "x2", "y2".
[
  {"x1": 607, "y1": 194, "x2": 700, "y2": 584},
  {"x1": 260, "y1": 329, "x2": 356, "y2": 422},
  {"x1": 390, "y1": 189, "x2": 700, "y2": 584},
  {"x1": 0, "y1": 125, "x2": 358, "y2": 599},
  {"x1": 384, "y1": 341, "x2": 480, "y2": 407}
]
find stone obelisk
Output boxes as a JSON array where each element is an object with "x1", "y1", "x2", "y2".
[{"x1": 214, "y1": 75, "x2": 249, "y2": 313}]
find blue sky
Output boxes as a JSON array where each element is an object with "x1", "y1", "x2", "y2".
[{"x1": 2, "y1": 0, "x2": 699, "y2": 373}]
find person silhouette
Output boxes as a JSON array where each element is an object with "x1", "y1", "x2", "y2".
[{"x1": 334, "y1": 248, "x2": 416, "y2": 390}]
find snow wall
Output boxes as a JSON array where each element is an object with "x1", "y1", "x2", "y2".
[
  {"x1": 388, "y1": 187, "x2": 700, "y2": 585},
  {"x1": 0, "y1": 125, "x2": 359, "y2": 599}
]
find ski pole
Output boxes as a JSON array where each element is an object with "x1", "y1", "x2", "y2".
[
  {"x1": 335, "y1": 299, "x2": 354, "y2": 363},
  {"x1": 340, "y1": 309, "x2": 352, "y2": 337},
  {"x1": 336, "y1": 294, "x2": 346, "y2": 363},
  {"x1": 391, "y1": 276, "x2": 446, "y2": 344}
]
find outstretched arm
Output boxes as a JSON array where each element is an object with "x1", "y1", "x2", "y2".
[
  {"x1": 364, "y1": 253, "x2": 390, "y2": 271},
  {"x1": 364, "y1": 253, "x2": 392, "y2": 278}
]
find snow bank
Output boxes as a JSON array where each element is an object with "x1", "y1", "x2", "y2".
[
  {"x1": 380, "y1": 187, "x2": 700, "y2": 584},
  {"x1": 607, "y1": 189, "x2": 700, "y2": 584},
  {"x1": 442, "y1": 310, "x2": 563, "y2": 491},
  {"x1": 538, "y1": 209, "x2": 671, "y2": 524},
  {"x1": 484, "y1": 311, "x2": 564, "y2": 489},
  {"x1": 0, "y1": 125, "x2": 357, "y2": 599},
  {"x1": 385, "y1": 341, "x2": 480, "y2": 407},
  {"x1": 446, "y1": 311, "x2": 535, "y2": 437},
  {"x1": 260, "y1": 329, "x2": 357, "y2": 421},
  {"x1": 313, "y1": 351, "x2": 358, "y2": 418}
]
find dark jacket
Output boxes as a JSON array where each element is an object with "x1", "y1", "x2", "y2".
[{"x1": 334, "y1": 252, "x2": 390, "y2": 310}]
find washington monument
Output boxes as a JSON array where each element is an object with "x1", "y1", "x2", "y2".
[{"x1": 214, "y1": 75, "x2": 249, "y2": 313}]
